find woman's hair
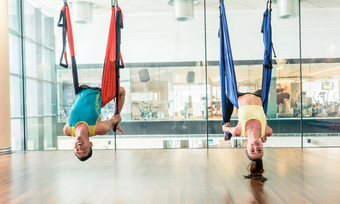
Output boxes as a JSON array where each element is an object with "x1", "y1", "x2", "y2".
[
  {"x1": 74, "y1": 147, "x2": 93, "y2": 162},
  {"x1": 244, "y1": 151, "x2": 267, "y2": 182}
]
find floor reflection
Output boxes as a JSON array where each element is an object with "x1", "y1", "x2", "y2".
[{"x1": 248, "y1": 179, "x2": 268, "y2": 204}]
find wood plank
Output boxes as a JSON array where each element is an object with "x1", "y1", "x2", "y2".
[{"x1": 0, "y1": 148, "x2": 340, "y2": 203}]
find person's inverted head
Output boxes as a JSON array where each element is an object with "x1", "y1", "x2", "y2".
[
  {"x1": 245, "y1": 139, "x2": 263, "y2": 161},
  {"x1": 73, "y1": 126, "x2": 93, "y2": 161}
]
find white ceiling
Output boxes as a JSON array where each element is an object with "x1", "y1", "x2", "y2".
[
  {"x1": 29, "y1": 0, "x2": 340, "y2": 83},
  {"x1": 28, "y1": 0, "x2": 340, "y2": 17}
]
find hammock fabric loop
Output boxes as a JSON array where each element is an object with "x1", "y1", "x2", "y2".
[
  {"x1": 219, "y1": 0, "x2": 275, "y2": 139},
  {"x1": 58, "y1": 2, "x2": 124, "y2": 115},
  {"x1": 58, "y1": 3, "x2": 79, "y2": 95}
]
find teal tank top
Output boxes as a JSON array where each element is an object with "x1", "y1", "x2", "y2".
[{"x1": 68, "y1": 89, "x2": 101, "y2": 137}]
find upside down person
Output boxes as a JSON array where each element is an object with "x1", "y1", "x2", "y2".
[
  {"x1": 63, "y1": 84, "x2": 125, "y2": 161},
  {"x1": 222, "y1": 90, "x2": 273, "y2": 182},
  {"x1": 219, "y1": 0, "x2": 274, "y2": 182}
]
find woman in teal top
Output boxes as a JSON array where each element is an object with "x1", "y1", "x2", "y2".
[
  {"x1": 63, "y1": 85, "x2": 125, "y2": 161},
  {"x1": 67, "y1": 89, "x2": 102, "y2": 137}
]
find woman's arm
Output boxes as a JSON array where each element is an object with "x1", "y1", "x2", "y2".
[
  {"x1": 117, "y1": 87, "x2": 126, "y2": 114},
  {"x1": 261, "y1": 124, "x2": 273, "y2": 143},
  {"x1": 63, "y1": 123, "x2": 71, "y2": 136},
  {"x1": 265, "y1": 125, "x2": 273, "y2": 137},
  {"x1": 95, "y1": 115, "x2": 121, "y2": 135}
]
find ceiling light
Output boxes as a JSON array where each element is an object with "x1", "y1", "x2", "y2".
[
  {"x1": 277, "y1": 0, "x2": 298, "y2": 19},
  {"x1": 69, "y1": 1, "x2": 98, "y2": 24},
  {"x1": 168, "y1": 0, "x2": 200, "y2": 21}
]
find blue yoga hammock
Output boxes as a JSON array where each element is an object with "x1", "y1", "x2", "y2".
[
  {"x1": 219, "y1": 0, "x2": 275, "y2": 139},
  {"x1": 261, "y1": 1, "x2": 274, "y2": 114}
]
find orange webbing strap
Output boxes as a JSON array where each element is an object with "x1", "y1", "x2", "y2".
[
  {"x1": 101, "y1": 6, "x2": 124, "y2": 109},
  {"x1": 57, "y1": 4, "x2": 79, "y2": 94},
  {"x1": 101, "y1": 62, "x2": 119, "y2": 108}
]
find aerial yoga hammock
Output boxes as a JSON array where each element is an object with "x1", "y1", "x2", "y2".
[
  {"x1": 219, "y1": 0, "x2": 275, "y2": 140},
  {"x1": 57, "y1": 0, "x2": 124, "y2": 147}
]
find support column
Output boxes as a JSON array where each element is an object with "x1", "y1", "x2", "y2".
[{"x1": 0, "y1": 0, "x2": 12, "y2": 154}]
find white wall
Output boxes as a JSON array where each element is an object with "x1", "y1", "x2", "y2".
[
  {"x1": 54, "y1": 7, "x2": 340, "y2": 64},
  {"x1": 300, "y1": 8, "x2": 340, "y2": 58}
]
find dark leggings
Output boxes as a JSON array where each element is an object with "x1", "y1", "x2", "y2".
[
  {"x1": 223, "y1": 90, "x2": 262, "y2": 123},
  {"x1": 79, "y1": 84, "x2": 101, "y2": 92}
]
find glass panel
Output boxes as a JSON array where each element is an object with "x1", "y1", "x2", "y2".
[
  {"x1": 275, "y1": 62, "x2": 302, "y2": 148},
  {"x1": 43, "y1": 117, "x2": 56, "y2": 150},
  {"x1": 9, "y1": 0, "x2": 23, "y2": 151},
  {"x1": 11, "y1": 119, "x2": 23, "y2": 151},
  {"x1": 26, "y1": 116, "x2": 55, "y2": 150},
  {"x1": 10, "y1": 75, "x2": 23, "y2": 117},
  {"x1": 119, "y1": 4, "x2": 206, "y2": 149},
  {"x1": 25, "y1": 40, "x2": 38, "y2": 77},
  {"x1": 301, "y1": 2, "x2": 340, "y2": 147},
  {"x1": 42, "y1": 48, "x2": 53, "y2": 81},
  {"x1": 43, "y1": 82, "x2": 52, "y2": 115},
  {"x1": 8, "y1": 0, "x2": 20, "y2": 32},
  {"x1": 9, "y1": 34, "x2": 22, "y2": 75},
  {"x1": 10, "y1": 0, "x2": 56, "y2": 151},
  {"x1": 27, "y1": 117, "x2": 39, "y2": 150},
  {"x1": 24, "y1": 2, "x2": 36, "y2": 39},
  {"x1": 26, "y1": 79, "x2": 39, "y2": 116},
  {"x1": 51, "y1": 83, "x2": 57, "y2": 115},
  {"x1": 41, "y1": 13, "x2": 54, "y2": 47}
]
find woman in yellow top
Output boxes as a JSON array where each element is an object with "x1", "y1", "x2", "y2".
[{"x1": 222, "y1": 90, "x2": 273, "y2": 182}]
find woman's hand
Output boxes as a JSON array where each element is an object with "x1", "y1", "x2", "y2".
[
  {"x1": 111, "y1": 114, "x2": 121, "y2": 126},
  {"x1": 110, "y1": 115, "x2": 123, "y2": 134},
  {"x1": 261, "y1": 135, "x2": 267, "y2": 143}
]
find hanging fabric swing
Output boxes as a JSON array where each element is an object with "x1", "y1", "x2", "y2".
[
  {"x1": 57, "y1": 0, "x2": 80, "y2": 95},
  {"x1": 101, "y1": 0, "x2": 124, "y2": 112},
  {"x1": 219, "y1": 0, "x2": 275, "y2": 140},
  {"x1": 57, "y1": 0, "x2": 124, "y2": 112},
  {"x1": 261, "y1": 0, "x2": 275, "y2": 114}
]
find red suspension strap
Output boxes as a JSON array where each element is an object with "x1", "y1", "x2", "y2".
[
  {"x1": 101, "y1": 4, "x2": 124, "y2": 109},
  {"x1": 57, "y1": 1, "x2": 79, "y2": 95}
]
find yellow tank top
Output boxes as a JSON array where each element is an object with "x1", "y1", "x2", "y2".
[{"x1": 238, "y1": 105, "x2": 266, "y2": 138}]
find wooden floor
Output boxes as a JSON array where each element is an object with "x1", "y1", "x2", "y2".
[{"x1": 1, "y1": 148, "x2": 340, "y2": 204}]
